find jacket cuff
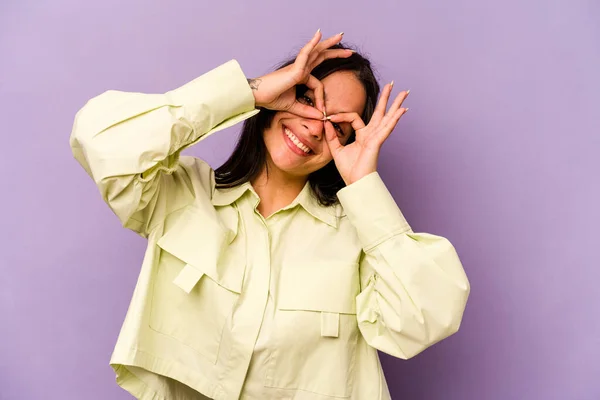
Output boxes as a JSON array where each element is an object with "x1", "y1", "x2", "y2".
[
  {"x1": 167, "y1": 59, "x2": 257, "y2": 134},
  {"x1": 337, "y1": 172, "x2": 412, "y2": 250}
]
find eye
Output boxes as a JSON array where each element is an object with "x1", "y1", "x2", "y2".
[
  {"x1": 332, "y1": 122, "x2": 344, "y2": 136},
  {"x1": 298, "y1": 94, "x2": 315, "y2": 107}
]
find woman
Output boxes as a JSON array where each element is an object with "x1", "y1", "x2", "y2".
[{"x1": 71, "y1": 30, "x2": 470, "y2": 400}]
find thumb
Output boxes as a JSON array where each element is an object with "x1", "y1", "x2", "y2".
[{"x1": 324, "y1": 121, "x2": 343, "y2": 156}]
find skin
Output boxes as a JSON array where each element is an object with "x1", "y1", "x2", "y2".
[{"x1": 249, "y1": 30, "x2": 409, "y2": 218}]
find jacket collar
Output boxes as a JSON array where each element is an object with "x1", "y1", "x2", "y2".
[
  {"x1": 211, "y1": 181, "x2": 253, "y2": 207},
  {"x1": 212, "y1": 180, "x2": 340, "y2": 228}
]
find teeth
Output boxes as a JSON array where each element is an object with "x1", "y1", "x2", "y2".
[{"x1": 284, "y1": 128, "x2": 310, "y2": 154}]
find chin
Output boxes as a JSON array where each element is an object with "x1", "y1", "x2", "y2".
[{"x1": 268, "y1": 155, "x2": 311, "y2": 178}]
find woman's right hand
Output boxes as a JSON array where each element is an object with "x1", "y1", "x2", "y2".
[{"x1": 248, "y1": 30, "x2": 353, "y2": 120}]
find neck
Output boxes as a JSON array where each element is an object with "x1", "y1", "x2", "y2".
[{"x1": 251, "y1": 164, "x2": 307, "y2": 218}]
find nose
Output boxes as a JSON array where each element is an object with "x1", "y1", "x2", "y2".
[{"x1": 301, "y1": 118, "x2": 324, "y2": 141}]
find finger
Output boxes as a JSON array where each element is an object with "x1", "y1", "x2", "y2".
[
  {"x1": 287, "y1": 101, "x2": 325, "y2": 120},
  {"x1": 314, "y1": 32, "x2": 344, "y2": 54},
  {"x1": 304, "y1": 75, "x2": 326, "y2": 115},
  {"x1": 380, "y1": 90, "x2": 409, "y2": 127},
  {"x1": 296, "y1": 29, "x2": 323, "y2": 69},
  {"x1": 309, "y1": 48, "x2": 354, "y2": 69},
  {"x1": 386, "y1": 90, "x2": 410, "y2": 115},
  {"x1": 324, "y1": 121, "x2": 343, "y2": 155},
  {"x1": 379, "y1": 108, "x2": 408, "y2": 141},
  {"x1": 372, "y1": 82, "x2": 394, "y2": 123},
  {"x1": 327, "y1": 112, "x2": 366, "y2": 132}
]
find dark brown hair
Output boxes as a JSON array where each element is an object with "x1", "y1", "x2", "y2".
[{"x1": 215, "y1": 43, "x2": 380, "y2": 206}]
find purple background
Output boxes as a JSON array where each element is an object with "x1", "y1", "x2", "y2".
[{"x1": 1, "y1": 0, "x2": 599, "y2": 399}]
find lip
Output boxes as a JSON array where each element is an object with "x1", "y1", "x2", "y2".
[{"x1": 282, "y1": 125, "x2": 314, "y2": 156}]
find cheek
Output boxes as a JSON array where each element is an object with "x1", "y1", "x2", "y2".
[
  {"x1": 312, "y1": 146, "x2": 334, "y2": 173},
  {"x1": 320, "y1": 145, "x2": 333, "y2": 163},
  {"x1": 263, "y1": 118, "x2": 283, "y2": 149}
]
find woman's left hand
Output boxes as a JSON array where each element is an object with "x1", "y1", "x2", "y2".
[{"x1": 324, "y1": 83, "x2": 410, "y2": 186}]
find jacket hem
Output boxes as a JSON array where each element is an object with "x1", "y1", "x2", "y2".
[{"x1": 110, "y1": 347, "x2": 217, "y2": 399}]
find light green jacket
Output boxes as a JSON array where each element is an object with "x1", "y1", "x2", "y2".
[{"x1": 70, "y1": 60, "x2": 470, "y2": 400}]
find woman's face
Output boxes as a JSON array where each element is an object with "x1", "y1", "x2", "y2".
[{"x1": 262, "y1": 70, "x2": 367, "y2": 179}]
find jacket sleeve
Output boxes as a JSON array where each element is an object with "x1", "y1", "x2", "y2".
[
  {"x1": 70, "y1": 60, "x2": 260, "y2": 237},
  {"x1": 337, "y1": 172, "x2": 470, "y2": 359}
]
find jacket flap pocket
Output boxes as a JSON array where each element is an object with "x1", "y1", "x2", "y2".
[
  {"x1": 157, "y1": 206, "x2": 243, "y2": 293},
  {"x1": 278, "y1": 262, "x2": 359, "y2": 315}
]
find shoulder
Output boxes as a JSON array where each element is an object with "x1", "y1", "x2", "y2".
[
  {"x1": 178, "y1": 155, "x2": 216, "y2": 190},
  {"x1": 161, "y1": 155, "x2": 220, "y2": 212}
]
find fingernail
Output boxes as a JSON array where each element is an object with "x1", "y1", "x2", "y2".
[
  {"x1": 339, "y1": 32, "x2": 344, "y2": 36},
  {"x1": 348, "y1": 49, "x2": 357, "y2": 53},
  {"x1": 390, "y1": 80, "x2": 394, "y2": 87},
  {"x1": 405, "y1": 108, "x2": 410, "y2": 112},
  {"x1": 316, "y1": 28, "x2": 321, "y2": 34},
  {"x1": 326, "y1": 116, "x2": 332, "y2": 120},
  {"x1": 406, "y1": 89, "x2": 411, "y2": 95}
]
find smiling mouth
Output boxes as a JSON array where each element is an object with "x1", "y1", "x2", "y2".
[{"x1": 283, "y1": 126, "x2": 313, "y2": 155}]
